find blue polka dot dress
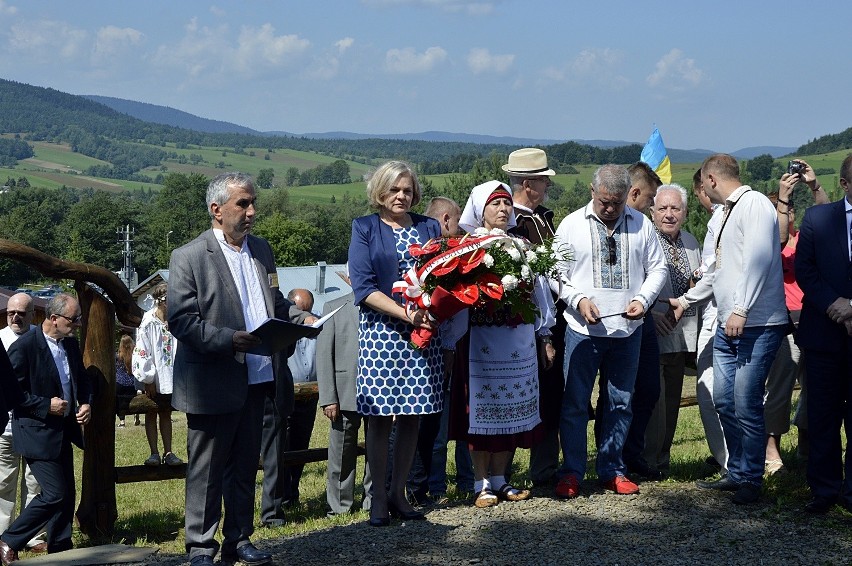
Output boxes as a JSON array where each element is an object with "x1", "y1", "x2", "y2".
[{"x1": 356, "y1": 226, "x2": 444, "y2": 416}]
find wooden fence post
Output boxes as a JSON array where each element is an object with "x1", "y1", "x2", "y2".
[{"x1": 75, "y1": 282, "x2": 118, "y2": 538}]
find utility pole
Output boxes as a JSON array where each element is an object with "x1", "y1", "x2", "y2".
[{"x1": 116, "y1": 224, "x2": 137, "y2": 289}]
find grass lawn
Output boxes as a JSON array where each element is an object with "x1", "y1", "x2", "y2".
[{"x1": 53, "y1": 379, "x2": 835, "y2": 560}]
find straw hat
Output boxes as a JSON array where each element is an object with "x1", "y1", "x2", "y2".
[{"x1": 501, "y1": 148, "x2": 555, "y2": 177}]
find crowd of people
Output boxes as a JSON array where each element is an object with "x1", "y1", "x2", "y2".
[{"x1": 0, "y1": 149, "x2": 848, "y2": 565}]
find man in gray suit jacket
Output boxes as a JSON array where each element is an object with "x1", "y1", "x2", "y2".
[
  {"x1": 316, "y1": 289, "x2": 372, "y2": 515},
  {"x1": 168, "y1": 172, "x2": 309, "y2": 566}
]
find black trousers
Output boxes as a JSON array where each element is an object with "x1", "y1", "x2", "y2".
[{"x1": 1, "y1": 440, "x2": 74, "y2": 553}]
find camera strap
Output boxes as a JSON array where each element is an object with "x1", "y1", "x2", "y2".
[{"x1": 714, "y1": 187, "x2": 751, "y2": 270}]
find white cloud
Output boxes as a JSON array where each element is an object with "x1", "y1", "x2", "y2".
[
  {"x1": 646, "y1": 48, "x2": 705, "y2": 90},
  {"x1": 7, "y1": 20, "x2": 88, "y2": 60},
  {"x1": 209, "y1": 5, "x2": 226, "y2": 17},
  {"x1": 153, "y1": 19, "x2": 310, "y2": 81},
  {"x1": 0, "y1": 1, "x2": 17, "y2": 15},
  {"x1": 542, "y1": 48, "x2": 628, "y2": 89},
  {"x1": 233, "y1": 24, "x2": 310, "y2": 68},
  {"x1": 335, "y1": 37, "x2": 354, "y2": 54},
  {"x1": 93, "y1": 26, "x2": 144, "y2": 63},
  {"x1": 466, "y1": 47, "x2": 513, "y2": 74},
  {"x1": 385, "y1": 46, "x2": 447, "y2": 74},
  {"x1": 364, "y1": 0, "x2": 496, "y2": 16}
]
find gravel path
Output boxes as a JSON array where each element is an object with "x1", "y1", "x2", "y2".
[{"x1": 121, "y1": 482, "x2": 852, "y2": 566}]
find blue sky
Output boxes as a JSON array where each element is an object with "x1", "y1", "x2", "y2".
[{"x1": 0, "y1": 0, "x2": 847, "y2": 152}]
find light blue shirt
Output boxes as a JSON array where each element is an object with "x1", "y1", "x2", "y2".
[
  {"x1": 45, "y1": 334, "x2": 73, "y2": 416},
  {"x1": 213, "y1": 229, "x2": 274, "y2": 385},
  {"x1": 287, "y1": 336, "x2": 317, "y2": 383}
]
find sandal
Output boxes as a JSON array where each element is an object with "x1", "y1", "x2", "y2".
[
  {"x1": 495, "y1": 483, "x2": 531, "y2": 502},
  {"x1": 473, "y1": 488, "x2": 499, "y2": 508}
]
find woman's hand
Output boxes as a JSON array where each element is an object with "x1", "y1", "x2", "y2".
[{"x1": 407, "y1": 308, "x2": 435, "y2": 330}]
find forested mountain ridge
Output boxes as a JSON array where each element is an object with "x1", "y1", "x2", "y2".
[
  {"x1": 84, "y1": 95, "x2": 261, "y2": 135},
  {"x1": 797, "y1": 127, "x2": 852, "y2": 155}
]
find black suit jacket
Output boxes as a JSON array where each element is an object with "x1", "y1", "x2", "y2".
[
  {"x1": 794, "y1": 199, "x2": 852, "y2": 353},
  {"x1": 7, "y1": 328, "x2": 93, "y2": 460}
]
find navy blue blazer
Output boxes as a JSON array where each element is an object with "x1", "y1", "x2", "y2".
[
  {"x1": 794, "y1": 199, "x2": 852, "y2": 353},
  {"x1": 348, "y1": 212, "x2": 441, "y2": 306},
  {"x1": 7, "y1": 328, "x2": 93, "y2": 460}
]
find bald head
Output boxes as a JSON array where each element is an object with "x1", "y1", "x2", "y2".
[
  {"x1": 424, "y1": 197, "x2": 462, "y2": 237},
  {"x1": 288, "y1": 288, "x2": 315, "y2": 313},
  {"x1": 6, "y1": 292, "x2": 34, "y2": 335}
]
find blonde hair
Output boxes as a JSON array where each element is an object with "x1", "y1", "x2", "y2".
[{"x1": 366, "y1": 160, "x2": 421, "y2": 210}]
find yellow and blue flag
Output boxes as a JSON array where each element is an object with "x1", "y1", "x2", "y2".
[{"x1": 640, "y1": 127, "x2": 672, "y2": 184}]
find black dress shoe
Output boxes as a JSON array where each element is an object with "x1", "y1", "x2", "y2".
[
  {"x1": 368, "y1": 516, "x2": 391, "y2": 527},
  {"x1": 388, "y1": 500, "x2": 425, "y2": 520},
  {"x1": 732, "y1": 483, "x2": 761, "y2": 505},
  {"x1": 804, "y1": 497, "x2": 837, "y2": 514},
  {"x1": 696, "y1": 475, "x2": 739, "y2": 491},
  {"x1": 626, "y1": 460, "x2": 665, "y2": 481},
  {"x1": 0, "y1": 540, "x2": 17, "y2": 566},
  {"x1": 221, "y1": 543, "x2": 272, "y2": 566}
]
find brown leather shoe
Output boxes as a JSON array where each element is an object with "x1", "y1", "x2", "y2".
[
  {"x1": 0, "y1": 539, "x2": 18, "y2": 565},
  {"x1": 26, "y1": 542, "x2": 48, "y2": 554}
]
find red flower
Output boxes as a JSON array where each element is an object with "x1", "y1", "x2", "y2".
[
  {"x1": 431, "y1": 255, "x2": 460, "y2": 276},
  {"x1": 409, "y1": 239, "x2": 441, "y2": 257},
  {"x1": 458, "y1": 248, "x2": 486, "y2": 274},
  {"x1": 477, "y1": 273, "x2": 504, "y2": 300},
  {"x1": 451, "y1": 281, "x2": 480, "y2": 304}
]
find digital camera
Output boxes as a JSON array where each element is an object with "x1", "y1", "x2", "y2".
[{"x1": 788, "y1": 161, "x2": 805, "y2": 176}]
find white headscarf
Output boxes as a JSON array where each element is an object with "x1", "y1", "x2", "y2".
[{"x1": 458, "y1": 180, "x2": 517, "y2": 234}]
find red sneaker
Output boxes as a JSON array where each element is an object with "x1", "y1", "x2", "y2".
[
  {"x1": 603, "y1": 475, "x2": 639, "y2": 495},
  {"x1": 555, "y1": 475, "x2": 580, "y2": 499}
]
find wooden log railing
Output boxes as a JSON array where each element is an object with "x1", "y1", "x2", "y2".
[{"x1": 0, "y1": 239, "x2": 143, "y2": 539}]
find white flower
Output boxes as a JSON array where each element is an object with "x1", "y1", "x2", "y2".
[
  {"x1": 474, "y1": 227, "x2": 489, "y2": 236},
  {"x1": 483, "y1": 253, "x2": 494, "y2": 268},
  {"x1": 521, "y1": 265, "x2": 531, "y2": 280},
  {"x1": 525, "y1": 250, "x2": 538, "y2": 263},
  {"x1": 490, "y1": 228, "x2": 506, "y2": 236},
  {"x1": 536, "y1": 245, "x2": 548, "y2": 255},
  {"x1": 506, "y1": 246, "x2": 521, "y2": 261},
  {"x1": 501, "y1": 274, "x2": 519, "y2": 291}
]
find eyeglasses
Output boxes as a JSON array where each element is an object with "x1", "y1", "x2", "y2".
[
  {"x1": 606, "y1": 236, "x2": 617, "y2": 265},
  {"x1": 56, "y1": 313, "x2": 82, "y2": 324},
  {"x1": 6, "y1": 310, "x2": 29, "y2": 318}
]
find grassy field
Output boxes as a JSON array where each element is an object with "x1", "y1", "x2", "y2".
[
  {"x1": 50, "y1": 381, "x2": 839, "y2": 560},
  {"x1": 4, "y1": 139, "x2": 851, "y2": 205}
]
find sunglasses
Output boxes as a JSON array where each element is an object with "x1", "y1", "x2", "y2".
[
  {"x1": 56, "y1": 313, "x2": 82, "y2": 324},
  {"x1": 606, "y1": 236, "x2": 617, "y2": 265}
]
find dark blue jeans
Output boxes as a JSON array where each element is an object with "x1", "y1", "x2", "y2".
[{"x1": 713, "y1": 325, "x2": 784, "y2": 487}]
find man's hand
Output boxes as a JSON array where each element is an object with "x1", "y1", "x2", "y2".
[
  {"x1": 724, "y1": 312, "x2": 747, "y2": 337},
  {"x1": 76, "y1": 403, "x2": 91, "y2": 425},
  {"x1": 538, "y1": 341, "x2": 556, "y2": 371},
  {"x1": 623, "y1": 300, "x2": 646, "y2": 320},
  {"x1": 233, "y1": 330, "x2": 262, "y2": 352},
  {"x1": 794, "y1": 159, "x2": 817, "y2": 187},
  {"x1": 844, "y1": 319, "x2": 852, "y2": 337},
  {"x1": 323, "y1": 403, "x2": 340, "y2": 421},
  {"x1": 577, "y1": 298, "x2": 601, "y2": 324},
  {"x1": 304, "y1": 315, "x2": 319, "y2": 325},
  {"x1": 49, "y1": 397, "x2": 68, "y2": 416},
  {"x1": 667, "y1": 298, "x2": 685, "y2": 323},
  {"x1": 652, "y1": 310, "x2": 675, "y2": 336},
  {"x1": 826, "y1": 298, "x2": 852, "y2": 324}
]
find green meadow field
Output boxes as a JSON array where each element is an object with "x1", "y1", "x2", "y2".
[{"x1": 3, "y1": 139, "x2": 851, "y2": 204}]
